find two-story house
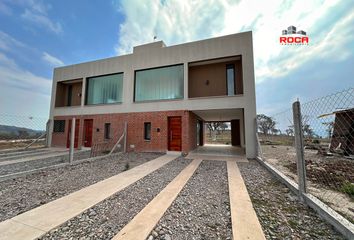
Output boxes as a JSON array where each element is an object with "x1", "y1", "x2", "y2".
[{"x1": 48, "y1": 31, "x2": 257, "y2": 158}]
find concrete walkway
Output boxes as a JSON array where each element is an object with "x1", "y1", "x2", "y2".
[
  {"x1": 190, "y1": 144, "x2": 245, "y2": 156},
  {"x1": 227, "y1": 161, "x2": 266, "y2": 239},
  {"x1": 0, "y1": 149, "x2": 69, "y2": 166},
  {"x1": 0, "y1": 154, "x2": 178, "y2": 240}
]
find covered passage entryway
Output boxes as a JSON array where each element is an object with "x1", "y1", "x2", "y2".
[{"x1": 191, "y1": 108, "x2": 245, "y2": 156}]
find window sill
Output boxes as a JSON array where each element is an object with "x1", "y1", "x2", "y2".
[
  {"x1": 134, "y1": 98, "x2": 183, "y2": 104},
  {"x1": 188, "y1": 94, "x2": 244, "y2": 100},
  {"x1": 85, "y1": 102, "x2": 122, "y2": 107},
  {"x1": 55, "y1": 105, "x2": 81, "y2": 109}
]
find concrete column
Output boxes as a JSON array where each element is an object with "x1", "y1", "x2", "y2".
[
  {"x1": 293, "y1": 101, "x2": 307, "y2": 200},
  {"x1": 244, "y1": 106, "x2": 257, "y2": 159},
  {"x1": 81, "y1": 77, "x2": 86, "y2": 107}
]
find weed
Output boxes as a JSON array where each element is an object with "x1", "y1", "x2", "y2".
[
  {"x1": 340, "y1": 181, "x2": 354, "y2": 199},
  {"x1": 123, "y1": 162, "x2": 130, "y2": 171}
]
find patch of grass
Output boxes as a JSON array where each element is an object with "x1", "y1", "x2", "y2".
[
  {"x1": 340, "y1": 181, "x2": 354, "y2": 199},
  {"x1": 288, "y1": 219, "x2": 298, "y2": 229}
]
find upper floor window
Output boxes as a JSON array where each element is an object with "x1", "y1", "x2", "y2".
[
  {"x1": 134, "y1": 64, "x2": 184, "y2": 102},
  {"x1": 226, "y1": 64, "x2": 235, "y2": 96},
  {"x1": 86, "y1": 73, "x2": 123, "y2": 105}
]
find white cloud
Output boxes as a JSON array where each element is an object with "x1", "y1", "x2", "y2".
[
  {"x1": 115, "y1": 0, "x2": 354, "y2": 83},
  {"x1": 0, "y1": 31, "x2": 27, "y2": 52},
  {"x1": 42, "y1": 52, "x2": 64, "y2": 67},
  {"x1": 0, "y1": 52, "x2": 51, "y2": 95},
  {"x1": 21, "y1": 9, "x2": 62, "y2": 34},
  {"x1": 0, "y1": 30, "x2": 52, "y2": 117}
]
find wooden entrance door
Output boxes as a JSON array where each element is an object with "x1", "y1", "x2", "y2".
[
  {"x1": 231, "y1": 119, "x2": 241, "y2": 146},
  {"x1": 83, "y1": 119, "x2": 93, "y2": 147},
  {"x1": 66, "y1": 119, "x2": 80, "y2": 148},
  {"x1": 168, "y1": 116, "x2": 182, "y2": 151}
]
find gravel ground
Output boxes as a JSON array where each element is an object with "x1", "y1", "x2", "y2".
[
  {"x1": 238, "y1": 159, "x2": 345, "y2": 240},
  {"x1": 149, "y1": 160, "x2": 232, "y2": 240},
  {"x1": 0, "y1": 152, "x2": 163, "y2": 222},
  {"x1": 0, "y1": 150, "x2": 91, "y2": 175},
  {"x1": 40, "y1": 157, "x2": 192, "y2": 240}
]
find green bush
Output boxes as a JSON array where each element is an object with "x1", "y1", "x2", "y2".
[
  {"x1": 340, "y1": 182, "x2": 354, "y2": 199},
  {"x1": 312, "y1": 139, "x2": 320, "y2": 144}
]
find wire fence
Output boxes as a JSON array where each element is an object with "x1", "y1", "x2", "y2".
[
  {"x1": 257, "y1": 88, "x2": 354, "y2": 224},
  {"x1": 90, "y1": 122, "x2": 127, "y2": 157},
  {"x1": 0, "y1": 114, "x2": 48, "y2": 150}
]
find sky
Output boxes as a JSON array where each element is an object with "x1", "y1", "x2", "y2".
[{"x1": 0, "y1": 0, "x2": 353, "y2": 122}]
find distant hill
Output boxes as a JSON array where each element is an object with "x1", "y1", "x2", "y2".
[{"x1": 0, "y1": 125, "x2": 44, "y2": 139}]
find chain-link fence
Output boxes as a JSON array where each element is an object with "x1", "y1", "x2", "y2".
[
  {"x1": 0, "y1": 114, "x2": 48, "y2": 150},
  {"x1": 90, "y1": 122, "x2": 127, "y2": 157},
  {"x1": 257, "y1": 109, "x2": 298, "y2": 182},
  {"x1": 257, "y1": 87, "x2": 354, "y2": 225},
  {"x1": 300, "y1": 88, "x2": 354, "y2": 223}
]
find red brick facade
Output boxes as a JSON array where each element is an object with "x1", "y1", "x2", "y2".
[{"x1": 52, "y1": 110, "x2": 201, "y2": 154}]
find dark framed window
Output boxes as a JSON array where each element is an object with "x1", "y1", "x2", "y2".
[
  {"x1": 86, "y1": 73, "x2": 123, "y2": 105},
  {"x1": 104, "y1": 123, "x2": 111, "y2": 139},
  {"x1": 67, "y1": 85, "x2": 72, "y2": 106},
  {"x1": 53, "y1": 120, "x2": 65, "y2": 133},
  {"x1": 226, "y1": 64, "x2": 235, "y2": 96},
  {"x1": 144, "y1": 122, "x2": 151, "y2": 141},
  {"x1": 135, "y1": 64, "x2": 184, "y2": 102}
]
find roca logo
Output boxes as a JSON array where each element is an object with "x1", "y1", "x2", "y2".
[{"x1": 280, "y1": 26, "x2": 309, "y2": 45}]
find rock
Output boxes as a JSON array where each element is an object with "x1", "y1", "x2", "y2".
[{"x1": 163, "y1": 234, "x2": 172, "y2": 240}]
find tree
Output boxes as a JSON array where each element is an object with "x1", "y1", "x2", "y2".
[
  {"x1": 257, "y1": 114, "x2": 276, "y2": 135},
  {"x1": 303, "y1": 124, "x2": 314, "y2": 138},
  {"x1": 206, "y1": 122, "x2": 229, "y2": 140},
  {"x1": 18, "y1": 130, "x2": 29, "y2": 139},
  {"x1": 322, "y1": 121, "x2": 334, "y2": 139},
  {"x1": 271, "y1": 128, "x2": 280, "y2": 135},
  {"x1": 302, "y1": 115, "x2": 314, "y2": 138},
  {"x1": 285, "y1": 127, "x2": 294, "y2": 136}
]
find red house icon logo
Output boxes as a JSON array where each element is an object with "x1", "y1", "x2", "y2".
[{"x1": 280, "y1": 26, "x2": 309, "y2": 45}]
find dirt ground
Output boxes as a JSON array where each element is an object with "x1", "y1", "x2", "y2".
[{"x1": 261, "y1": 144, "x2": 354, "y2": 223}]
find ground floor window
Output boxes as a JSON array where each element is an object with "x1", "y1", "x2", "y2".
[
  {"x1": 144, "y1": 122, "x2": 151, "y2": 140},
  {"x1": 104, "y1": 123, "x2": 111, "y2": 139},
  {"x1": 53, "y1": 120, "x2": 65, "y2": 133}
]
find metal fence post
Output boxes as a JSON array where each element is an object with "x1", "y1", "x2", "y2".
[
  {"x1": 69, "y1": 117, "x2": 75, "y2": 164},
  {"x1": 292, "y1": 101, "x2": 307, "y2": 201},
  {"x1": 123, "y1": 122, "x2": 127, "y2": 153},
  {"x1": 45, "y1": 119, "x2": 51, "y2": 147}
]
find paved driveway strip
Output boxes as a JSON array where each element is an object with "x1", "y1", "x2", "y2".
[
  {"x1": 0, "y1": 154, "x2": 177, "y2": 240},
  {"x1": 112, "y1": 158, "x2": 202, "y2": 240},
  {"x1": 227, "y1": 160, "x2": 266, "y2": 240}
]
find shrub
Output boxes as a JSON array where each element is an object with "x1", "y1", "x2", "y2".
[
  {"x1": 340, "y1": 182, "x2": 354, "y2": 199},
  {"x1": 312, "y1": 139, "x2": 320, "y2": 144}
]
